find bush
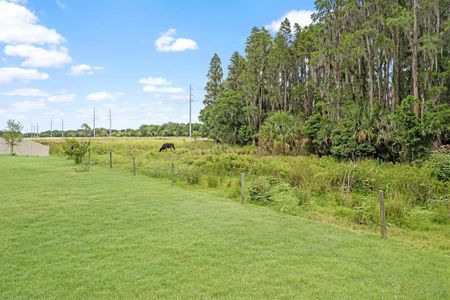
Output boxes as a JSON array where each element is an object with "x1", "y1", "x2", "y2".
[
  {"x1": 259, "y1": 112, "x2": 301, "y2": 154},
  {"x1": 62, "y1": 139, "x2": 91, "y2": 165},
  {"x1": 249, "y1": 177, "x2": 275, "y2": 204},
  {"x1": 429, "y1": 152, "x2": 450, "y2": 182},
  {"x1": 207, "y1": 176, "x2": 219, "y2": 188},
  {"x1": 185, "y1": 168, "x2": 201, "y2": 185}
]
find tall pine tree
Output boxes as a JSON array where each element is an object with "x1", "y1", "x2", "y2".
[{"x1": 204, "y1": 53, "x2": 223, "y2": 106}]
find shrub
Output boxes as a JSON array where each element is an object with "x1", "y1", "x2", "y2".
[
  {"x1": 207, "y1": 176, "x2": 219, "y2": 188},
  {"x1": 294, "y1": 188, "x2": 311, "y2": 206},
  {"x1": 429, "y1": 152, "x2": 450, "y2": 182},
  {"x1": 249, "y1": 177, "x2": 274, "y2": 204},
  {"x1": 185, "y1": 168, "x2": 201, "y2": 185},
  {"x1": 62, "y1": 139, "x2": 91, "y2": 164},
  {"x1": 259, "y1": 112, "x2": 301, "y2": 154}
]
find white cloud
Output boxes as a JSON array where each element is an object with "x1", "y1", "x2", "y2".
[
  {"x1": 4, "y1": 88, "x2": 49, "y2": 97},
  {"x1": 86, "y1": 92, "x2": 114, "y2": 101},
  {"x1": 4, "y1": 88, "x2": 75, "y2": 103},
  {"x1": 266, "y1": 10, "x2": 314, "y2": 32},
  {"x1": 0, "y1": 67, "x2": 49, "y2": 83},
  {"x1": 48, "y1": 93, "x2": 75, "y2": 103},
  {"x1": 4, "y1": 44, "x2": 71, "y2": 68},
  {"x1": 68, "y1": 64, "x2": 103, "y2": 76},
  {"x1": 138, "y1": 76, "x2": 185, "y2": 94},
  {"x1": 143, "y1": 86, "x2": 184, "y2": 94},
  {"x1": 10, "y1": 100, "x2": 46, "y2": 113},
  {"x1": 138, "y1": 77, "x2": 172, "y2": 86},
  {"x1": 0, "y1": 1, "x2": 64, "y2": 45},
  {"x1": 155, "y1": 29, "x2": 198, "y2": 52},
  {"x1": 169, "y1": 94, "x2": 189, "y2": 101},
  {"x1": 56, "y1": 0, "x2": 66, "y2": 10}
]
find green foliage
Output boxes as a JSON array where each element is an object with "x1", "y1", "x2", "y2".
[
  {"x1": 259, "y1": 112, "x2": 301, "y2": 154},
  {"x1": 62, "y1": 139, "x2": 91, "y2": 165},
  {"x1": 185, "y1": 167, "x2": 201, "y2": 185},
  {"x1": 3, "y1": 119, "x2": 23, "y2": 155},
  {"x1": 249, "y1": 176, "x2": 275, "y2": 204},
  {"x1": 199, "y1": 1, "x2": 449, "y2": 162},
  {"x1": 391, "y1": 96, "x2": 431, "y2": 161},
  {"x1": 428, "y1": 152, "x2": 450, "y2": 182},
  {"x1": 38, "y1": 122, "x2": 205, "y2": 138},
  {"x1": 204, "y1": 53, "x2": 223, "y2": 106},
  {"x1": 200, "y1": 88, "x2": 250, "y2": 144},
  {"x1": 303, "y1": 113, "x2": 333, "y2": 156},
  {"x1": 330, "y1": 105, "x2": 377, "y2": 160},
  {"x1": 39, "y1": 138, "x2": 450, "y2": 250},
  {"x1": 207, "y1": 176, "x2": 219, "y2": 188}
]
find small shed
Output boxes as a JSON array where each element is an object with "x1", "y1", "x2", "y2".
[{"x1": 0, "y1": 138, "x2": 49, "y2": 157}]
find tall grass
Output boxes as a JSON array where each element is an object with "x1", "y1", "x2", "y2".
[{"x1": 39, "y1": 137, "x2": 450, "y2": 251}]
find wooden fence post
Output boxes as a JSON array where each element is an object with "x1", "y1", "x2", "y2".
[
  {"x1": 379, "y1": 190, "x2": 387, "y2": 238},
  {"x1": 171, "y1": 162, "x2": 175, "y2": 186},
  {"x1": 109, "y1": 150, "x2": 112, "y2": 168},
  {"x1": 241, "y1": 173, "x2": 245, "y2": 206}
]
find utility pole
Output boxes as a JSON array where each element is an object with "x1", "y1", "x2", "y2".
[
  {"x1": 61, "y1": 119, "x2": 64, "y2": 138},
  {"x1": 189, "y1": 84, "x2": 192, "y2": 138},
  {"x1": 93, "y1": 107, "x2": 96, "y2": 138},
  {"x1": 30, "y1": 123, "x2": 33, "y2": 138},
  {"x1": 50, "y1": 119, "x2": 53, "y2": 138},
  {"x1": 37, "y1": 123, "x2": 39, "y2": 137},
  {"x1": 109, "y1": 107, "x2": 112, "y2": 138}
]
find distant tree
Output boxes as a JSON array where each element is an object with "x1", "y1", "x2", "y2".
[
  {"x1": 204, "y1": 53, "x2": 223, "y2": 106},
  {"x1": 81, "y1": 123, "x2": 91, "y2": 137},
  {"x1": 3, "y1": 120, "x2": 23, "y2": 155}
]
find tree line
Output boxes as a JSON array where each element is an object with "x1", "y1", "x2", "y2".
[
  {"x1": 22, "y1": 122, "x2": 205, "y2": 138},
  {"x1": 200, "y1": 0, "x2": 449, "y2": 161}
]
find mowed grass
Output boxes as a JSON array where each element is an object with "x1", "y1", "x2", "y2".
[{"x1": 0, "y1": 156, "x2": 449, "y2": 299}]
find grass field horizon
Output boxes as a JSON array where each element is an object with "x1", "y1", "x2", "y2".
[{"x1": 0, "y1": 155, "x2": 449, "y2": 299}]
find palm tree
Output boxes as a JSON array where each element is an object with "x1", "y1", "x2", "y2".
[{"x1": 81, "y1": 123, "x2": 91, "y2": 137}]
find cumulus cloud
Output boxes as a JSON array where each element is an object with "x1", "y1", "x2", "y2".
[
  {"x1": 138, "y1": 76, "x2": 185, "y2": 94},
  {"x1": 0, "y1": 1, "x2": 64, "y2": 45},
  {"x1": 4, "y1": 88, "x2": 49, "y2": 97},
  {"x1": 4, "y1": 44, "x2": 71, "y2": 68},
  {"x1": 143, "y1": 86, "x2": 184, "y2": 94},
  {"x1": 68, "y1": 64, "x2": 103, "y2": 76},
  {"x1": 169, "y1": 94, "x2": 189, "y2": 101},
  {"x1": 4, "y1": 88, "x2": 75, "y2": 103},
  {"x1": 266, "y1": 10, "x2": 314, "y2": 32},
  {"x1": 10, "y1": 100, "x2": 46, "y2": 113},
  {"x1": 155, "y1": 29, "x2": 198, "y2": 52},
  {"x1": 0, "y1": 67, "x2": 49, "y2": 83},
  {"x1": 48, "y1": 93, "x2": 76, "y2": 103},
  {"x1": 86, "y1": 92, "x2": 115, "y2": 101},
  {"x1": 138, "y1": 77, "x2": 172, "y2": 86}
]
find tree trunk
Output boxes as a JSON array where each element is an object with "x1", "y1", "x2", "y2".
[{"x1": 412, "y1": 0, "x2": 420, "y2": 118}]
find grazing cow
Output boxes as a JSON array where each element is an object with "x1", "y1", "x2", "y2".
[{"x1": 159, "y1": 143, "x2": 176, "y2": 152}]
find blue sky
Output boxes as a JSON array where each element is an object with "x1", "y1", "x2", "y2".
[{"x1": 0, "y1": 0, "x2": 314, "y2": 131}]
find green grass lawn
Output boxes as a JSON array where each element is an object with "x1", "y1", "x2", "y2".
[{"x1": 0, "y1": 155, "x2": 449, "y2": 299}]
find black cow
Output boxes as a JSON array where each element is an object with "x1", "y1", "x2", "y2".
[{"x1": 159, "y1": 143, "x2": 176, "y2": 152}]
